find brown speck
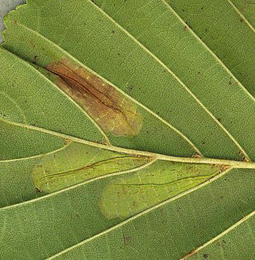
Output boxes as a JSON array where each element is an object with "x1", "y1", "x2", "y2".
[
  {"x1": 64, "y1": 139, "x2": 71, "y2": 145},
  {"x1": 244, "y1": 156, "x2": 249, "y2": 162},
  {"x1": 35, "y1": 187, "x2": 41, "y2": 193},
  {"x1": 217, "y1": 118, "x2": 221, "y2": 122},
  {"x1": 197, "y1": 71, "x2": 201, "y2": 74},
  {"x1": 101, "y1": 137, "x2": 110, "y2": 145},
  {"x1": 184, "y1": 26, "x2": 187, "y2": 30},
  {"x1": 13, "y1": 20, "x2": 17, "y2": 25},
  {"x1": 193, "y1": 153, "x2": 202, "y2": 158},
  {"x1": 122, "y1": 234, "x2": 132, "y2": 245},
  {"x1": 240, "y1": 18, "x2": 244, "y2": 23},
  {"x1": 183, "y1": 250, "x2": 197, "y2": 258},
  {"x1": 30, "y1": 40, "x2": 35, "y2": 48},
  {"x1": 201, "y1": 6, "x2": 204, "y2": 10},
  {"x1": 201, "y1": 141, "x2": 205, "y2": 145},
  {"x1": 203, "y1": 254, "x2": 209, "y2": 258},
  {"x1": 112, "y1": 30, "x2": 115, "y2": 34}
]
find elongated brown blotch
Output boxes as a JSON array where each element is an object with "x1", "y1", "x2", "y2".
[{"x1": 47, "y1": 58, "x2": 143, "y2": 137}]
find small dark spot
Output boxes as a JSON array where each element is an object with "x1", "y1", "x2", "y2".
[
  {"x1": 30, "y1": 40, "x2": 35, "y2": 48},
  {"x1": 132, "y1": 201, "x2": 136, "y2": 206},
  {"x1": 127, "y1": 85, "x2": 134, "y2": 91},
  {"x1": 182, "y1": 9, "x2": 185, "y2": 12},
  {"x1": 201, "y1": 141, "x2": 205, "y2": 145},
  {"x1": 112, "y1": 30, "x2": 115, "y2": 34},
  {"x1": 122, "y1": 234, "x2": 132, "y2": 245},
  {"x1": 240, "y1": 18, "x2": 244, "y2": 23},
  {"x1": 35, "y1": 187, "x2": 41, "y2": 193},
  {"x1": 203, "y1": 254, "x2": 209, "y2": 258},
  {"x1": 184, "y1": 26, "x2": 187, "y2": 30},
  {"x1": 220, "y1": 196, "x2": 224, "y2": 200},
  {"x1": 217, "y1": 118, "x2": 221, "y2": 122},
  {"x1": 201, "y1": 6, "x2": 204, "y2": 10},
  {"x1": 75, "y1": 213, "x2": 80, "y2": 219},
  {"x1": 32, "y1": 56, "x2": 38, "y2": 64},
  {"x1": 13, "y1": 20, "x2": 17, "y2": 25},
  {"x1": 197, "y1": 71, "x2": 201, "y2": 74},
  {"x1": 205, "y1": 29, "x2": 208, "y2": 33},
  {"x1": 117, "y1": 52, "x2": 121, "y2": 56},
  {"x1": 228, "y1": 81, "x2": 232, "y2": 85}
]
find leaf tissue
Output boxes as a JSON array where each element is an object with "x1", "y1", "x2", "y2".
[{"x1": 0, "y1": 0, "x2": 255, "y2": 259}]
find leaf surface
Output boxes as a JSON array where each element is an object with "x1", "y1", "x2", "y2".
[{"x1": 0, "y1": 0, "x2": 255, "y2": 259}]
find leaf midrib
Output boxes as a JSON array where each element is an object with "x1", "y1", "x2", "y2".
[{"x1": 2, "y1": 117, "x2": 255, "y2": 169}]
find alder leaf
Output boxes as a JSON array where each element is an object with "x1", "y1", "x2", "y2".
[{"x1": 0, "y1": 0, "x2": 255, "y2": 259}]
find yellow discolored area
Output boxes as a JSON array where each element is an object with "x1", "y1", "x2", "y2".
[
  {"x1": 99, "y1": 161, "x2": 227, "y2": 220},
  {"x1": 32, "y1": 142, "x2": 152, "y2": 193}
]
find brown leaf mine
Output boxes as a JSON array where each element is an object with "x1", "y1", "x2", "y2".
[{"x1": 47, "y1": 58, "x2": 143, "y2": 136}]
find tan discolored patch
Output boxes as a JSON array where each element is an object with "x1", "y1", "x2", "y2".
[{"x1": 47, "y1": 58, "x2": 143, "y2": 137}]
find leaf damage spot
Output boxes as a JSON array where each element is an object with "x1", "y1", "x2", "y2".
[
  {"x1": 99, "y1": 161, "x2": 224, "y2": 220},
  {"x1": 47, "y1": 58, "x2": 143, "y2": 137},
  {"x1": 122, "y1": 234, "x2": 132, "y2": 246},
  {"x1": 32, "y1": 143, "x2": 151, "y2": 193}
]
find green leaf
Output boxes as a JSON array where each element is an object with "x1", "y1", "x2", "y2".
[{"x1": 0, "y1": 0, "x2": 255, "y2": 259}]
